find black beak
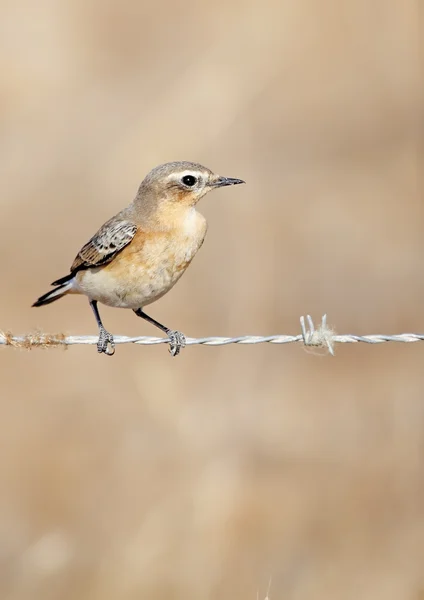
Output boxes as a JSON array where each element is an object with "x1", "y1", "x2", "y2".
[{"x1": 213, "y1": 176, "x2": 245, "y2": 187}]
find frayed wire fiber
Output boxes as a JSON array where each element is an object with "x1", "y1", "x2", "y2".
[
  {"x1": 0, "y1": 330, "x2": 67, "y2": 350},
  {"x1": 1, "y1": 315, "x2": 424, "y2": 354}
]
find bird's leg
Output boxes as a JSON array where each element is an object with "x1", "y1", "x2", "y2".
[
  {"x1": 90, "y1": 300, "x2": 115, "y2": 356},
  {"x1": 133, "y1": 308, "x2": 186, "y2": 356}
]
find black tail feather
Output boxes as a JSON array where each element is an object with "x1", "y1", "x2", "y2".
[
  {"x1": 32, "y1": 281, "x2": 71, "y2": 307},
  {"x1": 51, "y1": 273, "x2": 73, "y2": 286}
]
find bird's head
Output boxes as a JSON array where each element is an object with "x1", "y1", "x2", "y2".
[{"x1": 135, "y1": 161, "x2": 244, "y2": 219}]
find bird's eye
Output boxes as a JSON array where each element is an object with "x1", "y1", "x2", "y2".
[{"x1": 182, "y1": 174, "x2": 197, "y2": 187}]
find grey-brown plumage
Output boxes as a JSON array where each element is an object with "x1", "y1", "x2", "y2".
[{"x1": 71, "y1": 219, "x2": 137, "y2": 271}]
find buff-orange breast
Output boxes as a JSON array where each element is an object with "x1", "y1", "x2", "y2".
[{"x1": 74, "y1": 211, "x2": 207, "y2": 309}]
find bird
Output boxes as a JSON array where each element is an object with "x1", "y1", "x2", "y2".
[{"x1": 32, "y1": 161, "x2": 245, "y2": 356}]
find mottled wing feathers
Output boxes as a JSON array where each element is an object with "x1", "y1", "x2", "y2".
[{"x1": 70, "y1": 218, "x2": 137, "y2": 272}]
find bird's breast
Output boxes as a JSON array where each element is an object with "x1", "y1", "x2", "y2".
[
  {"x1": 75, "y1": 211, "x2": 207, "y2": 308},
  {"x1": 143, "y1": 210, "x2": 207, "y2": 275}
]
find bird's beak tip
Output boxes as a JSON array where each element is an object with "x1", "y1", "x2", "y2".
[{"x1": 213, "y1": 176, "x2": 245, "y2": 187}]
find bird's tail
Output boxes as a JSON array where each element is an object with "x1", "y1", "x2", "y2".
[{"x1": 32, "y1": 276, "x2": 74, "y2": 307}]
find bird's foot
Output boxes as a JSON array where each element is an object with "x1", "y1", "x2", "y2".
[
  {"x1": 97, "y1": 327, "x2": 115, "y2": 356},
  {"x1": 166, "y1": 330, "x2": 186, "y2": 357}
]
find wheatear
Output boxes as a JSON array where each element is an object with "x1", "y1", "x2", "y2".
[{"x1": 33, "y1": 161, "x2": 244, "y2": 356}]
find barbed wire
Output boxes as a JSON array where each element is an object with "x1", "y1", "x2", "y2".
[{"x1": 1, "y1": 315, "x2": 424, "y2": 355}]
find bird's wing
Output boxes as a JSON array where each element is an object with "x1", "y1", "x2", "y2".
[{"x1": 70, "y1": 218, "x2": 138, "y2": 272}]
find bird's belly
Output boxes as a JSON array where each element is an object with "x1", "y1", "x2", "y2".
[{"x1": 74, "y1": 236, "x2": 203, "y2": 309}]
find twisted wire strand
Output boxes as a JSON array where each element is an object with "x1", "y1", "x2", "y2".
[{"x1": 1, "y1": 315, "x2": 424, "y2": 354}]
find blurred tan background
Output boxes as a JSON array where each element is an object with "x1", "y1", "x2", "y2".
[{"x1": 1, "y1": 1, "x2": 424, "y2": 598}]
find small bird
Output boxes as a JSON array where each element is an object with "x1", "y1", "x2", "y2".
[{"x1": 32, "y1": 161, "x2": 244, "y2": 356}]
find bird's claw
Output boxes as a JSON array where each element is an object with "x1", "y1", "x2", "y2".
[
  {"x1": 97, "y1": 328, "x2": 115, "y2": 356},
  {"x1": 166, "y1": 330, "x2": 186, "y2": 357}
]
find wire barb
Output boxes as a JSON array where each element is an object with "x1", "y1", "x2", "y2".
[
  {"x1": 1, "y1": 315, "x2": 424, "y2": 353},
  {"x1": 300, "y1": 314, "x2": 335, "y2": 356}
]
